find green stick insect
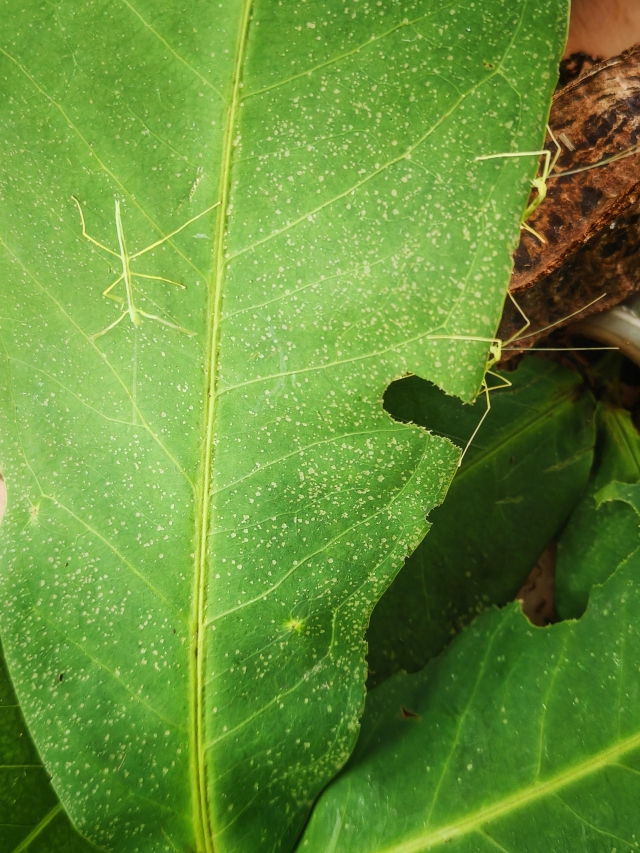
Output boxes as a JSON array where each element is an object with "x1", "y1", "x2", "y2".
[
  {"x1": 426, "y1": 292, "x2": 611, "y2": 467},
  {"x1": 475, "y1": 125, "x2": 562, "y2": 244},
  {"x1": 476, "y1": 125, "x2": 640, "y2": 244},
  {"x1": 437, "y1": 127, "x2": 640, "y2": 464},
  {"x1": 72, "y1": 197, "x2": 219, "y2": 340}
]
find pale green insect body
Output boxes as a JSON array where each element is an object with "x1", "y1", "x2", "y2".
[{"x1": 72, "y1": 196, "x2": 220, "y2": 340}]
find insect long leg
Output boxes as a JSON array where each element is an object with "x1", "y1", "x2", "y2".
[
  {"x1": 485, "y1": 368, "x2": 513, "y2": 392},
  {"x1": 72, "y1": 197, "x2": 120, "y2": 257},
  {"x1": 521, "y1": 219, "x2": 547, "y2": 244},
  {"x1": 425, "y1": 333, "x2": 498, "y2": 346},
  {"x1": 548, "y1": 143, "x2": 640, "y2": 179},
  {"x1": 458, "y1": 380, "x2": 490, "y2": 468},
  {"x1": 475, "y1": 149, "x2": 549, "y2": 164},
  {"x1": 506, "y1": 294, "x2": 608, "y2": 350},
  {"x1": 503, "y1": 290, "x2": 532, "y2": 347},
  {"x1": 130, "y1": 202, "x2": 220, "y2": 260},
  {"x1": 103, "y1": 275, "x2": 125, "y2": 303},
  {"x1": 90, "y1": 311, "x2": 127, "y2": 341},
  {"x1": 132, "y1": 272, "x2": 186, "y2": 289},
  {"x1": 137, "y1": 310, "x2": 195, "y2": 337},
  {"x1": 458, "y1": 369, "x2": 513, "y2": 468}
]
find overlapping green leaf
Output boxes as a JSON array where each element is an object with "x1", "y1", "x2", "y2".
[
  {"x1": 299, "y1": 509, "x2": 640, "y2": 853},
  {"x1": 367, "y1": 357, "x2": 595, "y2": 685},
  {"x1": 556, "y1": 403, "x2": 640, "y2": 618},
  {"x1": 0, "y1": 1, "x2": 567, "y2": 850}
]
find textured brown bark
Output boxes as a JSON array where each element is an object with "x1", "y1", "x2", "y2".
[{"x1": 498, "y1": 43, "x2": 640, "y2": 353}]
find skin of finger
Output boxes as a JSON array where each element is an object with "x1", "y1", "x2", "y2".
[{"x1": 564, "y1": 0, "x2": 640, "y2": 59}]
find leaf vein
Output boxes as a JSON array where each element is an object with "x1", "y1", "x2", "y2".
[{"x1": 120, "y1": 0, "x2": 226, "y2": 103}]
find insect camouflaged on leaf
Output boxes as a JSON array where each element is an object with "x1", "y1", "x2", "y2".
[
  {"x1": 476, "y1": 124, "x2": 640, "y2": 246},
  {"x1": 475, "y1": 125, "x2": 563, "y2": 244},
  {"x1": 426, "y1": 293, "x2": 611, "y2": 466},
  {"x1": 72, "y1": 197, "x2": 219, "y2": 340}
]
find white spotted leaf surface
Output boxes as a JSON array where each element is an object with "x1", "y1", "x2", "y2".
[{"x1": 0, "y1": 1, "x2": 567, "y2": 852}]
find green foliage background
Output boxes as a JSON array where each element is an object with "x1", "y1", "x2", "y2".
[
  {"x1": 300, "y1": 399, "x2": 640, "y2": 851},
  {"x1": 6, "y1": 1, "x2": 628, "y2": 852}
]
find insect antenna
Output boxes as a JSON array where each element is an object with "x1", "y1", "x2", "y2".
[
  {"x1": 547, "y1": 143, "x2": 640, "y2": 179},
  {"x1": 502, "y1": 294, "x2": 611, "y2": 353}
]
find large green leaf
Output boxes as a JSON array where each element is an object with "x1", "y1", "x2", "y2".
[
  {"x1": 367, "y1": 357, "x2": 595, "y2": 685},
  {"x1": 0, "y1": 1, "x2": 567, "y2": 851},
  {"x1": 298, "y1": 520, "x2": 640, "y2": 852},
  {"x1": 556, "y1": 403, "x2": 640, "y2": 618}
]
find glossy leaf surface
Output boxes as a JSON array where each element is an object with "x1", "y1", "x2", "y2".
[
  {"x1": 0, "y1": 1, "x2": 567, "y2": 851},
  {"x1": 367, "y1": 357, "x2": 595, "y2": 685},
  {"x1": 556, "y1": 403, "x2": 640, "y2": 618},
  {"x1": 299, "y1": 521, "x2": 640, "y2": 853}
]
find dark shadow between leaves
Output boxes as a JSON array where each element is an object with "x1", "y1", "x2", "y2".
[{"x1": 367, "y1": 357, "x2": 596, "y2": 689}]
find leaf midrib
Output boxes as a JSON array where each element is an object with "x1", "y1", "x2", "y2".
[
  {"x1": 379, "y1": 729, "x2": 640, "y2": 853},
  {"x1": 190, "y1": 2, "x2": 254, "y2": 851}
]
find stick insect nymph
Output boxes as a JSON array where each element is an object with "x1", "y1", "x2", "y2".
[
  {"x1": 475, "y1": 126, "x2": 640, "y2": 244},
  {"x1": 474, "y1": 126, "x2": 563, "y2": 244},
  {"x1": 72, "y1": 196, "x2": 220, "y2": 340},
  {"x1": 426, "y1": 293, "x2": 612, "y2": 467}
]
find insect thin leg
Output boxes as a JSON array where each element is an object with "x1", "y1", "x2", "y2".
[
  {"x1": 550, "y1": 143, "x2": 640, "y2": 179},
  {"x1": 458, "y1": 380, "x2": 491, "y2": 468},
  {"x1": 504, "y1": 291, "x2": 531, "y2": 344},
  {"x1": 72, "y1": 196, "x2": 120, "y2": 257},
  {"x1": 103, "y1": 275, "x2": 125, "y2": 302},
  {"x1": 91, "y1": 311, "x2": 127, "y2": 341},
  {"x1": 547, "y1": 125, "x2": 563, "y2": 173},
  {"x1": 511, "y1": 294, "x2": 608, "y2": 345},
  {"x1": 132, "y1": 272, "x2": 186, "y2": 289},
  {"x1": 521, "y1": 220, "x2": 547, "y2": 244},
  {"x1": 485, "y1": 368, "x2": 513, "y2": 392},
  {"x1": 130, "y1": 202, "x2": 220, "y2": 260},
  {"x1": 137, "y1": 310, "x2": 195, "y2": 337},
  {"x1": 457, "y1": 369, "x2": 512, "y2": 468}
]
